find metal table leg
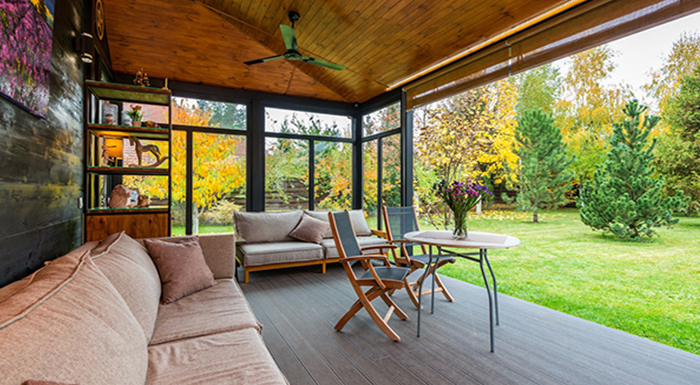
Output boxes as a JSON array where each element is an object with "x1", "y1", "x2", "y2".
[
  {"x1": 478, "y1": 248, "x2": 495, "y2": 352},
  {"x1": 417, "y1": 244, "x2": 433, "y2": 337},
  {"x1": 484, "y1": 249, "x2": 499, "y2": 325}
]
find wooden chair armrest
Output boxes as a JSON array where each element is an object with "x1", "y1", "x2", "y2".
[
  {"x1": 371, "y1": 229, "x2": 388, "y2": 239},
  {"x1": 342, "y1": 255, "x2": 391, "y2": 266}
]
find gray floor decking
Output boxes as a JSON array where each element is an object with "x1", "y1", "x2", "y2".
[{"x1": 240, "y1": 264, "x2": 700, "y2": 385}]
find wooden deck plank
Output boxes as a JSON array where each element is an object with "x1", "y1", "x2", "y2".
[{"x1": 241, "y1": 265, "x2": 700, "y2": 385}]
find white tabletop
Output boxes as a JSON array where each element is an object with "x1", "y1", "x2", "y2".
[{"x1": 404, "y1": 230, "x2": 521, "y2": 249}]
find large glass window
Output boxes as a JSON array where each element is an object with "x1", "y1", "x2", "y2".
[
  {"x1": 266, "y1": 107, "x2": 352, "y2": 138},
  {"x1": 363, "y1": 102, "x2": 400, "y2": 136},
  {"x1": 264, "y1": 107, "x2": 354, "y2": 211},
  {"x1": 363, "y1": 140, "x2": 379, "y2": 227},
  {"x1": 315, "y1": 141, "x2": 352, "y2": 210},
  {"x1": 265, "y1": 137, "x2": 309, "y2": 211},
  {"x1": 173, "y1": 97, "x2": 246, "y2": 130},
  {"x1": 192, "y1": 133, "x2": 246, "y2": 234},
  {"x1": 382, "y1": 134, "x2": 401, "y2": 207}
]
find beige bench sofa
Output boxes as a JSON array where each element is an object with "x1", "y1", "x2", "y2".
[
  {"x1": 234, "y1": 209, "x2": 387, "y2": 283},
  {"x1": 0, "y1": 232, "x2": 287, "y2": 385}
]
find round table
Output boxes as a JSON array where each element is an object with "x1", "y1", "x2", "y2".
[{"x1": 404, "y1": 230, "x2": 520, "y2": 352}]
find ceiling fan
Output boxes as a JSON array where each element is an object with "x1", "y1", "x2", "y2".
[{"x1": 244, "y1": 11, "x2": 346, "y2": 70}]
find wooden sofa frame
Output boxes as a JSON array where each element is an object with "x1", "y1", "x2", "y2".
[{"x1": 236, "y1": 229, "x2": 387, "y2": 283}]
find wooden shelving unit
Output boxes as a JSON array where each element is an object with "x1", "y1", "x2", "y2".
[{"x1": 83, "y1": 81, "x2": 172, "y2": 242}]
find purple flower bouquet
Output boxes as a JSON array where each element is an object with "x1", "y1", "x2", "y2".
[{"x1": 433, "y1": 179, "x2": 492, "y2": 238}]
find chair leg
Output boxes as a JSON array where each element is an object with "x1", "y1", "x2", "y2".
[
  {"x1": 244, "y1": 269, "x2": 250, "y2": 284},
  {"x1": 404, "y1": 276, "x2": 420, "y2": 308},
  {"x1": 335, "y1": 287, "x2": 382, "y2": 331},
  {"x1": 380, "y1": 292, "x2": 408, "y2": 320},
  {"x1": 335, "y1": 299, "x2": 365, "y2": 331},
  {"x1": 337, "y1": 287, "x2": 401, "y2": 342},
  {"x1": 434, "y1": 273, "x2": 454, "y2": 302},
  {"x1": 363, "y1": 292, "x2": 401, "y2": 342}
]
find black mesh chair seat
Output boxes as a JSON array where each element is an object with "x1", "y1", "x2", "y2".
[
  {"x1": 409, "y1": 254, "x2": 456, "y2": 265},
  {"x1": 359, "y1": 266, "x2": 411, "y2": 282}
]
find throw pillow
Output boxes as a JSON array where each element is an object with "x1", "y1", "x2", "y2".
[
  {"x1": 289, "y1": 214, "x2": 331, "y2": 244},
  {"x1": 144, "y1": 237, "x2": 216, "y2": 304}
]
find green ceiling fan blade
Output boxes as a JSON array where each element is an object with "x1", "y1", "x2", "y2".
[
  {"x1": 301, "y1": 56, "x2": 346, "y2": 70},
  {"x1": 279, "y1": 24, "x2": 298, "y2": 52},
  {"x1": 244, "y1": 55, "x2": 286, "y2": 65}
]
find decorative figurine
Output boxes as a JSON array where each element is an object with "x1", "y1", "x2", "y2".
[
  {"x1": 128, "y1": 136, "x2": 169, "y2": 167},
  {"x1": 142, "y1": 72, "x2": 150, "y2": 87},
  {"x1": 101, "y1": 143, "x2": 117, "y2": 165},
  {"x1": 143, "y1": 120, "x2": 158, "y2": 127},
  {"x1": 136, "y1": 194, "x2": 150, "y2": 208},
  {"x1": 108, "y1": 184, "x2": 134, "y2": 208},
  {"x1": 134, "y1": 68, "x2": 144, "y2": 86},
  {"x1": 101, "y1": 101, "x2": 118, "y2": 125}
]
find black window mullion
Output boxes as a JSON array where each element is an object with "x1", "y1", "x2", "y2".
[
  {"x1": 185, "y1": 130, "x2": 194, "y2": 235},
  {"x1": 309, "y1": 139, "x2": 315, "y2": 210},
  {"x1": 377, "y1": 137, "x2": 383, "y2": 230}
]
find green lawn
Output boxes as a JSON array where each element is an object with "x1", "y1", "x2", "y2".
[
  {"x1": 435, "y1": 209, "x2": 700, "y2": 356},
  {"x1": 176, "y1": 210, "x2": 700, "y2": 355}
]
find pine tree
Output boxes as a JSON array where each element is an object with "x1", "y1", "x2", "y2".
[
  {"x1": 509, "y1": 109, "x2": 573, "y2": 223},
  {"x1": 578, "y1": 100, "x2": 688, "y2": 240}
]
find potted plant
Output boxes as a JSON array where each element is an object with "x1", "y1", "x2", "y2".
[
  {"x1": 125, "y1": 105, "x2": 144, "y2": 127},
  {"x1": 433, "y1": 179, "x2": 491, "y2": 239}
]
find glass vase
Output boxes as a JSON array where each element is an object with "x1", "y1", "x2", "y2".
[{"x1": 452, "y1": 210, "x2": 468, "y2": 239}]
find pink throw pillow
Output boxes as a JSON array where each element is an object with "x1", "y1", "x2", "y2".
[{"x1": 144, "y1": 237, "x2": 216, "y2": 304}]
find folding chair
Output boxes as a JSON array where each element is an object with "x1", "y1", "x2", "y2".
[
  {"x1": 328, "y1": 211, "x2": 412, "y2": 342},
  {"x1": 383, "y1": 206, "x2": 455, "y2": 308}
]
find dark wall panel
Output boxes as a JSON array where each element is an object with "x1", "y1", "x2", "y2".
[{"x1": 0, "y1": 0, "x2": 85, "y2": 286}]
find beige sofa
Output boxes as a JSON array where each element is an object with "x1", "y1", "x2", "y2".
[
  {"x1": 234, "y1": 209, "x2": 388, "y2": 283},
  {"x1": 0, "y1": 232, "x2": 288, "y2": 385}
]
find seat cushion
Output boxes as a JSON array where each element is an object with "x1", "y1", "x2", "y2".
[
  {"x1": 358, "y1": 266, "x2": 410, "y2": 282},
  {"x1": 238, "y1": 242, "x2": 324, "y2": 267},
  {"x1": 0, "y1": 251, "x2": 148, "y2": 385},
  {"x1": 149, "y1": 279, "x2": 261, "y2": 346},
  {"x1": 91, "y1": 231, "x2": 162, "y2": 341},
  {"x1": 321, "y1": 236, "x2": 388, "y2": 259},
  {"x1": 146, "y1": 329, "x2": 288, "y2": 385},
  {"x1": 233, "y1": 210, "x2": 303, "y2": 243}
]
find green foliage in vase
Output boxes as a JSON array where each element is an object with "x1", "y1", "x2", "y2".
[
  {"x1": 508, "y1": 109, "x2": 573, "y2": 223},
  {"x1": 579, "y1": 100, "x2": 689, "y2": 240},
  {"x1": 655, "y1": 67, "x2": 700, "y2": 214}
]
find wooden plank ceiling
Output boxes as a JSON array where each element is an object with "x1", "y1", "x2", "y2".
[{"x1": 104, "y1": 0, "x2": 570, "y2": 104}]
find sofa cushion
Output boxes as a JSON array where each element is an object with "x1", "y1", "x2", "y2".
[
  {"x1": 145, "y1": 237, "x2": 217, "y2": 304},
  {"x1": 304, "y1": 209, "x2": 372, "y2": 237},
  {"x1": 0, "y1": 251, "x2": 148, "y2": 385},
  {"x1": 238, "y1": 242, "x2": 324, "y2": 267},
  {"x1": 234, "y1": 210, "x2": 303, "y2": 243},
  {"x1": 146, "y1": 328, "x2": 288, "y2": 385},
  {"x1": 91, "y1": 231, "x2": 162, "y2": 341},
  {"x1": 289, "y1": 214, "x2": 330, "y2": 244},
  {"x1": 149, "y1": 279, "x2": 261, "y2": 346},
  {"x1": 321, "y1": 236, "x2": 389, "y2": 259}
]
